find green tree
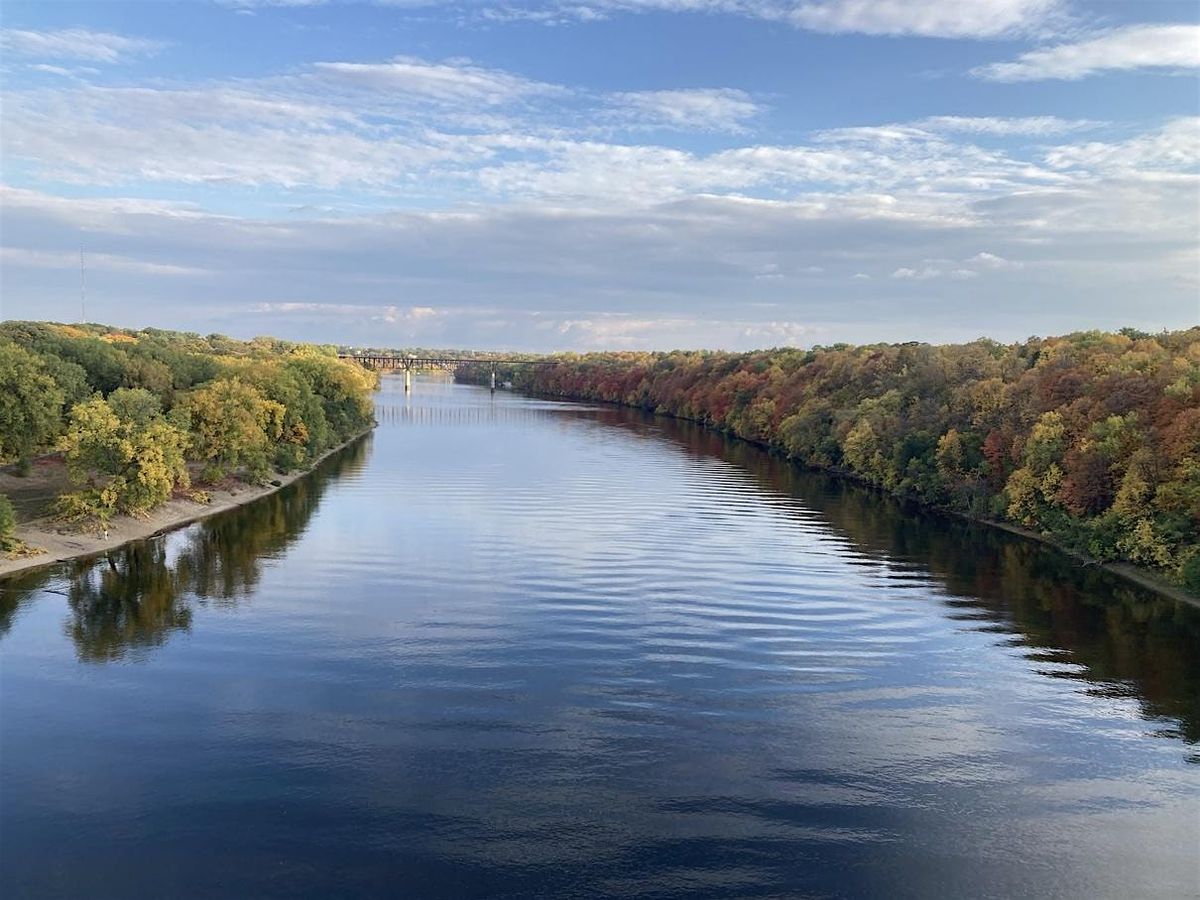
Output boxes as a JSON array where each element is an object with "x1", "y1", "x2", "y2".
[
  {"x1": 0, "y1": 494, "x2": 18, "y2": 551},
  {"x1": 284, "y1": 354, "x2": 376, "y2": 440},
  {"x1": 0, "y1": 341, "x2": 65, "y2": 469},
  {"x1": 107, "y1": 387, "x2": 163, "y2": 426}
]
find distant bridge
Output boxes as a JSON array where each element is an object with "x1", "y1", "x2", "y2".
[{"x1": 338, "y1": 354, "x2": 555, "y2": 391}]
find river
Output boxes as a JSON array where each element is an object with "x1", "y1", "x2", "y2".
[{"x1": 2, "y1": 377, "x2": 1197, "y2": 898}]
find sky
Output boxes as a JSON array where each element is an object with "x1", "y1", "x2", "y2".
[{"x1": 0, "y1": 0, "x2": 1197, "y2": 351}]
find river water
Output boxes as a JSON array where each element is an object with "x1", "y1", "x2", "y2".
[{"x1": 2, "y1": 377, "x2": 1197, "y2": 898}]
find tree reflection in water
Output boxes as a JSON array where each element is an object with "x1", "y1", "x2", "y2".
[
  {"x1": 2, "y1": 406, "x2": 1197, "y2": 748},
  {"x1": 0, "y1": 436, "x2": 369, "y2": 662},
  {"x1": 595, "y1": 407, "x2": 1200, "y2": 747}
]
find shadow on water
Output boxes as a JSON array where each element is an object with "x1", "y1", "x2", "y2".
[
  {"x1": 0, "y1": 436, "x2": 371, "y2": 662},
  {"x1": 591, "y1": 405, "x2": 1200, "y2": 747}
]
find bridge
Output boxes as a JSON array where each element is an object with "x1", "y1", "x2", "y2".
[{"x1": 338, "y1": 354, "x2": 554, "y2": 392}]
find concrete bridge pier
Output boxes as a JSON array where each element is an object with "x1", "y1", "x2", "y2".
[
  {"x1": 490, "y1": 366, "x2": 497, "y2": 393},
  {"x1": 405, "y1": 369, "x2": 412, "y2": 393}
]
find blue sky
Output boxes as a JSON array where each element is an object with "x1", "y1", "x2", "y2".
[{"x1": 0, "y1": 0, "x2": 1197, "y2": 350}]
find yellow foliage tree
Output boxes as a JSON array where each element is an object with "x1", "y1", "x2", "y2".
[
  {"x1": 182, "y1": 377, "x2": 285, "y2": 482},
  {"x1": 57, "y1": 395, "x2": 190, "y2": 528}
]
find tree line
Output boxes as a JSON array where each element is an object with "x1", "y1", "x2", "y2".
[
  {"x1": 459, "y1": 328, "x2": 1200, "y2": 592},
  {"x1": 1, "y1": 322, "x2": 377, "y2": 536}
]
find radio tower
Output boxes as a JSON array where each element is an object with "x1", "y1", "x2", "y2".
[{"x1": 80, "y1": 246, "x2": 87, "y2": 323}]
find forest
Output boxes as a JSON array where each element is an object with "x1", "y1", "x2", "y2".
[
  {"x1": 460, "y1": 328, "x2": 1200, "y2": 592},
  {"x1": 0, "y1": 322, "x2": 377, "y2": 544}
]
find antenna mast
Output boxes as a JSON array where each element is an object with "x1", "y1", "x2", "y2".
[{"x1": 80, "y1": 246, "x2": 87, "y2": 323}]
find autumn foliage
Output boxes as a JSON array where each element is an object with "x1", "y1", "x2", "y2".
[
  {"x1": 0, "y1": 322, "x2": 377, "y2": 530},
  {"x1": 470, "y1": 328, "x2": 1200, "y2": 591}
]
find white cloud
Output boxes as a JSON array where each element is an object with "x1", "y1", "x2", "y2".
[
  {"x1": 476, "y1": 0, "x2": 1065, "y2": 38},
  {"x1": 477, "y1": 3, "x2": 610, "y2": 25},
  {"x1": 968, "y1": 251, "x2": 1022, "y2": 270},
  {"x1": 1, "y1": 246, "x2": 207, "y2": 277},
  {"x1": 219, "y1": 0, "x2": 330, "y2": 7},
  {"x1": 0, "y1": 28, "x2": 164, "y2": 64},
  {"x1": 251, "y1": 301, "x2": 445, "y2": 326},
  {"x1": 28, "y1": 63, "x2": 103, "y2": 78},
  {"x1": 312, "y1": 56, "x2": 564, "y2": 105},
  {"x1": 3, "y1": 55, "x2": 1195, "y2": 222},
  {"x1": 893, "y1": 251, "x2": 1025, "y2": 280},
  {"x1": 739, "y1": 320, "x2": 819, "y2": 345},
  {"x1": 975, "y1": 24, "x2": 1200, "y2": 81},
  {"x1": 782, "y1": 0, "x2": 1065, "y2": 38},
  {"x1": 891, "y1": 264, "x2": 976, "y2": 281},
  {"x1": 1, "y1": 82, "x2": 493, "y2": 189},
  {"x1": 2, "y1": 62, "x2": 778, "y2": 193},
  {"x1": 916, "y1": 116, "x2": 1100, "y2": 136},
  {"x1": 606, "y1": 88, "x2": 762, "y2": 132},
  {"x1": 472, "y1": 131, "x2": 1077, "y2": 208},
  {"x1": 1044, "y1": 118, "x2": 1200, "y2": 174},
  {"x1": 551, "y1": 313, "x2": 820, "y2": 349}
]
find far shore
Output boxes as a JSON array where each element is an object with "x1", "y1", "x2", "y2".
[
  {"x1": 517, "y1": 387, "x2": 1200, "y2": 611},
  {"x1": 0, "y1": 429, "x2": 372, "y2": 580}
]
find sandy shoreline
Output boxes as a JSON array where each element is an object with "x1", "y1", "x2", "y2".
[{"x1": 0, "y1": 429, "x2": 372, "y2": 580}]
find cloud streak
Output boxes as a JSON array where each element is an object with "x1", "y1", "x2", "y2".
[
  {"x1": 975, "y1": 24, "x2": 1200, "y2": 81},
  {"x1": 605, "y1": 88, "x2": 762, "y2": 133},
  {"x1": 780, "y1": 0, "x2": 1065, "y2": 38},
  {"x1": 294, "y1": 0, "x2": 1070, "y2": 40},
  {"x1": 312, "y1": 56, "x2": 565, "y2": 105},
  {"x1": 0, "y1": 27, "x2": 165, "y2": 64}
]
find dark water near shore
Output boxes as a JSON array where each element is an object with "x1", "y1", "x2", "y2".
[{"x1": 2, "y1": 378, "x2": 1198, "y2": 898}]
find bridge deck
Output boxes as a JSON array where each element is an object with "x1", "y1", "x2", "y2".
[{"x1": 338, "y1": 355, "x2": 556, "y2": 369}]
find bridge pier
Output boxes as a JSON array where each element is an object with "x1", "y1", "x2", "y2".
[{"x1": 337, "y1": 355, "x2": 549, "y2": 389}]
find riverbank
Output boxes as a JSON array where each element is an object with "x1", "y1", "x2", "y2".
[
  {"x1": 979, "y1": 516, "x2": 1200, "y2": 609},
  {"x1": 0, "y1": 429, "x2": 372, "y2": 579},
  {"x1": 787, "y1": 454, "x2": 1200, "y2": 610},
  {"x1": 514, "y1": 386, "x2": 1200, "y2": 609}
]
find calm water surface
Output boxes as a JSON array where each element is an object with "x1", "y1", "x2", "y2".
[{"x1": 2, "y1": 378, "x2": 1198, "y2": 898}]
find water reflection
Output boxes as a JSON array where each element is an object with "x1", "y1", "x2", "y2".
[
  {"x1": 2, "y1": 403, "x2": 1196, "y2": 748},
  {"x1": 588, "y1": 407, "x2": 1200, "y2": 747},
  {"x1": 373, "y1": 394, "x2": 603, "y2": 428},
  {"x1": 0, "y1": 436, "x2": 369, "y2": 661},
  {"x1": 4, "y1": 403, "x2": 1198, "y2": 746},
  {"x1": 2, "y1": 385, "x2": 1197, "y2": 898}
]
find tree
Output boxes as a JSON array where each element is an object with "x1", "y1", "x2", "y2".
[
  {"x1": 0, "y1": 341, "x2": 65, "y2": 469},
  {"x1": 0, "y1": 494, "x2": 17, "y2": 551},
  {"x1": 107, "y1": 387, "x2": 163, "y2": 426},
  {"x1": 182, "y1": 377, "x2": 285, "y2": 482},
  {"x1": 284, "y1": 354, "x2": 376, "y2": 440},
  {"x1": 56, "y1": 396, "x2": 190, "y2": 528}
]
